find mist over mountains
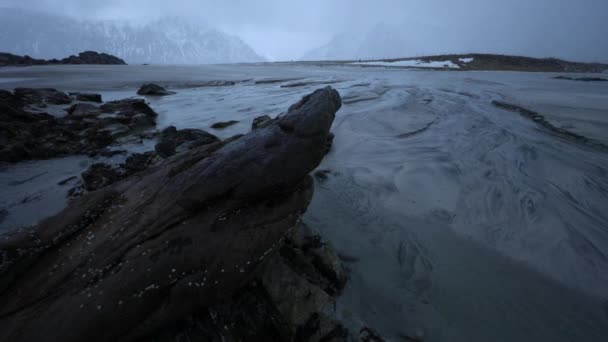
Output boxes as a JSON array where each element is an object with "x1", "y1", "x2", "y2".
[
  {"x1": 301, "y1": 21, "x2": 477, "y2": 61},
  {"x1": 302, "y1": 20, "x2": 608, "y2": 62},
  {"x1": 0, "y1": 8, "x2": 265, "y2": 64}
]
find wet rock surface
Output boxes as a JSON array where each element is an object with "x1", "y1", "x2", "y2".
[
  {"x1": 0, "y1": 89, "x2": 158, "y2": 163},
  {"x1": 211, "y1": 120, "x2": 239, "y2": 129},
  {"x1": 252, "y1": 115, "x2": 273, "y2": 130},
  {"x1": 70, "y1": 92, "x2": 103, "y2": 103},
  {"x1": 0, "y1": 87, "x2": 345, "y2": 342},
  {"x1": 155, "y1": 126, "x2": 220, "y2": 158},
  {"x1": 153, "y1": 222, "x2": 351, "y2": 342},
  {"x1": 137, "y1": 83, "x2": 176, "y2": 96}
]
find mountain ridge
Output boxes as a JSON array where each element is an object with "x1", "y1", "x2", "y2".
[{"x1": 0, "y1": 8, "x2": 265, "y2": 65}]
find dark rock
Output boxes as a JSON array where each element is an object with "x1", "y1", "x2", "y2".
[
  {"x1": 81, "y1": 163, "x2": 123, "y2": 191},
  {"x1": 137, "y1": 84, "x2": 176, "y2": 96},
  {"x1": 123, "y1": 152, "x2": 159, "y2": 174},
  {"x1": 99, "y1": 98, "x2": 158, "y2": 120},
  {"x1": 325, "y1": 132, "x2": 335, "y2": 154},
  {"x1": 60, "y1": 51, "x2": 126, "y2": 65},
  {"x1": 198, "y1": 80, "x2": 237, "y2": 87},
  {"x1": 360, "y1": 327, "x2": 385, "y2": 342},
  {"x1": 67, "y1": 103, "x2": 101, "y2": 117},
  {"x1": 553, "y1": 76, "x2": 608, "y2": 82},
  {"x1": 0, "y1": 90, "x2": 158, "y2": 163},
  {"x1": 70, "y1": 92, "x2": 103, "y2": 103},
  {"x1": 255, "y1": 77, "x2": 303, "y2": 84},
  {"x1": 314, "y1": 169, "x2": 331, "y2": 182},
  {"x1": 1, "y1": 51, "x2": 126, "y2": 67},
  {"x1": 76, "y1": 152, "x2": 161, "y2": 194},
  {"x1": 57, "y1": 176, "x2": 79, "y2": 186},
  {"x1": 211, "y1": 120, "x2": 239, "y2": 129},
  {"x1": 151, "y1": 222, "x2": 350, "y2": 342},
  {"x1": 0, "y1": 209, "x2": 7, "y2": 224},
  {"x1": 0, "y1": 89, "x2": 20, "y2": 108},
  {"x1": 0, "y1": 87, "x2": 341, "y2": 342},
  {"x1": 0, "y1": 53, "x2": 46, "y2": 67},
  {"x1": 155, "y1": 126, "x2": 220, "y2": 158},
  {"x1": 91, "y1": 149, "x2": 128, "y2": 158},
  {"x1": 252, "y1": 115, "x2": 273, "y2": 130},
  {"x1": 13, "y1": 88, "x2": 71, "y2": 105}
]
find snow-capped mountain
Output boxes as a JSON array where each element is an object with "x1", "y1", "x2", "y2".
[
  {"x1": 0, "y1": 8, "x2": 265, "y2": 64},
  {"x1": 301, "y1": 33, "x2": 363, "y2": 61},
  {"x1": 301, "y1": 21, "x2": 455, "y2": 61}
]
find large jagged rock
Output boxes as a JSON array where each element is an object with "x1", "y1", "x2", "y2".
[
  {"x1": 0, "y1": 86, "x2": 342, "y2": 342},
  {"x1": 150, "y1": 222, "x2": 350, "y2": 342}
]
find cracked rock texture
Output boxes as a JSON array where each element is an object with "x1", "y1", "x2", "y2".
[{"x1": 0, "y1": 87, "x2": 342, "y2": 342}]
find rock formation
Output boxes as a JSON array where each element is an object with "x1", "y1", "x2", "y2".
[
  {"x1": 0, "y1": 89, "x2": 158, "y2": 163},
  {"x1": 0, "y1": 87, "x2": 343, "y2": 341},
  {"x1": 0, "y1": 51, "x2": 127, "y2": 67}
]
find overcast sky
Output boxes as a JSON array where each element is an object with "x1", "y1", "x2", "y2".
[{"x1": 2, "y1": 0, "x2": 607, "y2": 62}]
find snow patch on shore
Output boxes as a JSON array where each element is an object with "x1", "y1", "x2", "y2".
[{"x1": 352, "y1": 59, "x2": 460, "y2": 69}]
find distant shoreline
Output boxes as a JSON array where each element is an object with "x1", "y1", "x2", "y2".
[
  {"x1": 0, "y1": 51, "x2": 127, "y2": 67},
  {"x1": 295, "y1": 53, "x2": 608, "y2": 73}
]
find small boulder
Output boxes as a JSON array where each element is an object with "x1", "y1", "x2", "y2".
[
  {"x1": 211, "y1": 120, "x2": 239, "y2": 129},
  {"x1": 137, "y1": 83, "x2": 176, "y2": 96}
]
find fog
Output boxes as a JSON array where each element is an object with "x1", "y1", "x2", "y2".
[{"x1": 1, "y1": 0, "x2": 608, "y2": 62}]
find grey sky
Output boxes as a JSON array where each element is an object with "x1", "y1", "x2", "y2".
[{"x1": 2, "y1": 0, "x2": 608, "y2": 61}]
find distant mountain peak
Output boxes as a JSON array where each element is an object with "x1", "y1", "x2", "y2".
[{"x1": 0, "y1": 9, "x2": 265, "y2": 65}]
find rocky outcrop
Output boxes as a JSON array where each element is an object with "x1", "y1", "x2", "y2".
[
  {"x1": 61, "y1": 51, "x2": 127, "y2": 65},
  {"x1": 0, "y1": 86, "x2": 342, "y2": 342},
  {"x1": 0, "y1": 51, "x2": 126, "y2": 67},
  {"x1": 75, "y1": 126, "x2": 220, "y2": 194},
  {"x1": 137, "y1": 84, "x2": 176, "y2": 96},
  {"x1": 0, "y1": 88, "x2": 158, "y2": 163},
  {"x1": 13, "y1": 87, "x2": 71, "y2": 105}
]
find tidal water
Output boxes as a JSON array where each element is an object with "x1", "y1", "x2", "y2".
[{"x1": 1, "y1": 64, "x2": 608, "y2": 341}]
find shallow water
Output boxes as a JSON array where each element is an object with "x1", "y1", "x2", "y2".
[{"x1": 1, "y1": 64, "x2": 608, "y2": 341}]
